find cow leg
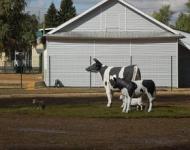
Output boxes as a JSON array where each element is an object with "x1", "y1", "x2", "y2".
[
  {"x1": 136, "y1": 105, "x2": 139, "y2": 111},
  {"x1": 105, "y1": 86, "x2": 112, "y2": 107}
]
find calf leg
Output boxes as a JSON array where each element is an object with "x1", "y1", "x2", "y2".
[
  {"x1": 120, "y1": 95, "x2": 125, "y2": 108},
  {"x1": 125, "y1": 97, "x2": 131, "y2": 113},
  {"x1": 122, "y1": 96, "x2": 127, "y2": 112},
  {"x1": 138, "y1": 97, "x2": 143, "y2": 111},
  {"x1": 146, "y1": 91, "x2": 154, "y2": 112}
]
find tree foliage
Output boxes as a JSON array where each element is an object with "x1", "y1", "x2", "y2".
[
  {"x1": 58, "y1": 0, "x2": 76, "y2": 24},
  {"x1": 20, "y1": 14, "x2": 38, "y2": 50},
  {"x1": 186, "y1": 0, "x2": 190, "y2": 11},
  {"x1": 175, "y1": 0, "x2": 190, "y2": 32},
  {"x1": 152, "y1": 5, "x2": 173, "y2": 25},
  {"x1": 45, "y1": 2, "x2": 59, "y2": 28},
  {"x1": 0, "y1": 0, "x2": 38, "y2": 59}
]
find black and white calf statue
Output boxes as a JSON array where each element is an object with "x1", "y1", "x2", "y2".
[
  {"x1": 86, "y1": 58, "x2": 141, "y2": 107},
  {"x1": 112, "y1": 77, "x2": 156, "y2": 113}
]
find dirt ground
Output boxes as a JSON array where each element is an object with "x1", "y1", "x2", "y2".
[
  {"x1": 0, "y1": 73, "x2": 42, "y2": 89},
  {"x1": 0, "y1": 116, "x2": 189, "y2": 150},
  {"x1": 0, "y1": 95, "x2": 190, "y2": 150},
  {"x1": 0, "y1": 74, "x2": 190, "y2": 149}
]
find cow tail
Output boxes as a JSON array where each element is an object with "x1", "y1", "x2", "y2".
[
  {"x1": 135, "y1": 66, "x2": 141, "y2": 80},
  {"x1": 152, "y1": 81, "x2": 156, "y2": 100}
]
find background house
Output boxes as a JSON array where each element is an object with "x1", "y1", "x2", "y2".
[
  {"x1": 33, "y1": 28, "x2": 55, "y2": 72},
  {"x1": 44, "y1": 0, "x2": 190, "y2": 87}
]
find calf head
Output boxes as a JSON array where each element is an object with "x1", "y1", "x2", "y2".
[
  {"x1": 86, "y1": 58, "x2": 102, "y2": 73},
  {"x1": 112, "y1": 77, "x2": 137, "y2": 97},
  {"x1": 112, "y1": 77, "x2": 127, "y2": 90}
]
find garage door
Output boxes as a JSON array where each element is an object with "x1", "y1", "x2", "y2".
[
  {"x1": 46, "y1": 40, "x2": 178, "y2": 87},
  {"x1": 46, "y1": 40, "x2": 131, "y2": 87}
]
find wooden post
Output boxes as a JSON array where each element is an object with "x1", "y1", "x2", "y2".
[{"x1": 20, "y1": 65, "x2": 23, "y2": 89}]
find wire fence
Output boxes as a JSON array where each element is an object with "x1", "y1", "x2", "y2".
[
  {"x1": 0, "y1": 59, "x2": 42, "y2": 89},
  {"x1": 45, "y1": 55, "x2": 184, "y2": 88},
  {"x1": 0, "y1": 60, "x2": 41, "y2": 74}
]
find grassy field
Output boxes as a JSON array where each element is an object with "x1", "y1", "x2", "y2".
[
  {"x1": 0, "y1": 102, "x2": 190, "y2": 119},
  {"x1": 0, "y1": 90, "x2": 190, "y2": 149}
]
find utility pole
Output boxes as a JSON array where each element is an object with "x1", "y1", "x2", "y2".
[{"x1": 43, "y1": 14, "x2": 45, "y2": 35}]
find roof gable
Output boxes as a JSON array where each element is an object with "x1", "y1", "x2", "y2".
[{"x1": 48, "y1": 0, "x2": 179, "y2": 35}]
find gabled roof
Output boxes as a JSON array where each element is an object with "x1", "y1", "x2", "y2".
[
  {"x1": 47, "y1": 31, "x2": 180, "y2": 40},
  {"x1": 175, "y1": 30, "x2": 190, "y2": 50},
  {"x1": 48, "y1": 0, "x2": 179, "y2": 35}
]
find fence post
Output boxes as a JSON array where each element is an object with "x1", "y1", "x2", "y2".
[
  {"x1": 171, "y1": 56, "x2": 173, "y2": 91},
  {"x1": 130, "y1": 55, "x2": 132, "y2": 65},
  {"x1": 4, "y1": 61, "x2": 6, "y2": 73},
  {"x1": 49, "y1": 56, "x2": 51, "y2": 87},
  {"x1": 90, "y1": 56, "x2": 92, "y2": 88},
  {"x1": 20, "y1": 67, "x2": 23, "y2": 88}
]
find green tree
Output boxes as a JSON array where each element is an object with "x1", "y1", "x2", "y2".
[
  {"x1": 175, "y1": 13, "x2": 190, "y2": 32},
  {"x1": 0, "y1": 0, "x2": 38, "y2": 59},
  {"x1": 152, "y1": 5, "x2": 173, "y2": 25},
  {"x1": 186, "y1": 0, "x2": 190, "y2": 11},
  {"x1": 20, "y1": 14, "x2": 38, "y2": 51},
  {"x1": 45, "y1": 2, "x2": 59, "y2": 28},
  {"x1": 175, "y1": 0, "x2": 190, "y2": 32},
  {"x1": 58, "y1": 0, "x2": 76, "y2": 24}
]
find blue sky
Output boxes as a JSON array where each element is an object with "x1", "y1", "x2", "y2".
[{"x1": 26, "y1": 0, "x2": 189, "y2": 22}]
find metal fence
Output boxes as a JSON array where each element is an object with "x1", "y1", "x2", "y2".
[
  {"x1": 46, "y1": 55, "x2": 182, "y2": 88},
  {"x1": 0, "y1": 60, "x2": 41, "y2": 73},
  {"x1": 0, "y1": 59, "x2": 42, "y2": 89}
]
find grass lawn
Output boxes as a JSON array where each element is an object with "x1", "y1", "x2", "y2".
[{"x1": 0, "y1": 103, "x2": 190, "y2": 118}]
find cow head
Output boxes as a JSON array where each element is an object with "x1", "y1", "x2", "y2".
[{"x1": 86, "y1": 58, "x2": 102, "y2": 73}]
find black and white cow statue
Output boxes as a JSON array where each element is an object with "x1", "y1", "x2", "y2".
[
  {"x1": 112, "y1": 77, "x2": 156, "y2": 113},
  {"x1": 86, "y1": 58, "x2": 141, "y2": 107}
]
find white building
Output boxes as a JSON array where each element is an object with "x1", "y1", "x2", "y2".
[{"x1": 44, "y1": 0, "x2": 190, "y2": 87}]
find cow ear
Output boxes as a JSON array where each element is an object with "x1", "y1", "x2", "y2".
[{"x1": 93, "y1": 58, "x2": 102, "y2": 65}]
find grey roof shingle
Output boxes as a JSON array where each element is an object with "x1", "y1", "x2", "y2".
[{"x1": 46, "y1": 31, "x2": 182, "y2": 40}]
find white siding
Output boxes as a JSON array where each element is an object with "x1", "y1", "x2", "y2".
[
  {"x1": 45, "y1": 39, "x2": 178, "y2": 87},
  {"x1": 131, "y1": 41, "x2": 178, "y2": 87},
  {"x1": 93, "y1": 41, "x2": 131, "y2": 86},
  {"x1": 32, "y1": 46, "x2": 40, "y2": 68},
  {"x1": 57, "y1": 1, "x2": 165, "y2": 33},
  {"x1": 126, "y1": 8, "x2": 163, "y2": 31},
  {"x1": 45, "y1": 41, "x2": 93, "y2": 86},
  {"x1": 45, "y1": 40, "x2": 131, "y2": 87}
]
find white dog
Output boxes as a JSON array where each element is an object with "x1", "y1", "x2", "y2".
[{"x1": 120, "y1": 95, "x2": 143, "y2": 111}]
